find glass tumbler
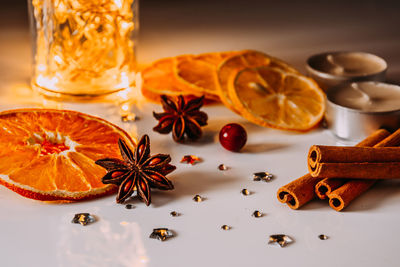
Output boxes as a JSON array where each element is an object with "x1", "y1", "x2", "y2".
[{"x1": 28, "y1": 0, "x2": 138, "y2": 98}]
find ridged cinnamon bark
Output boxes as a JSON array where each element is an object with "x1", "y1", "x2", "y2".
[
  {"x1": 315, "y1": 178, "x2": 345, "y2": 200},
  {"x1": 309, "y1": 146, "x2": 400, "y2": 170},
  {"x1": 277, "y1": 174, "x2": 318, "y2": 209},
  {"x1": 312, "y1": 162, "x2": 400, "y2": 179},
  {"x1": 276, "y1": 129, "x2": 389, "y2": 209},
  {"x1": 309, "y1": 146, "x2": 400, "y2": 179},
  {"x1": 328, "y1": 128, "x2": 400, "y2": 211},
  {"x1": 328, "y1": 179, "x2": 375, "y2": 211}
]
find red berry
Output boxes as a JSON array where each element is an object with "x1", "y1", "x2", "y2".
[{"x1": 219, "y1": 123, "x2": 247, "y2": 152}]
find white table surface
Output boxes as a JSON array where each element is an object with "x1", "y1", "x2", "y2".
[{"x1": 1, "y1": 1, "x2": 400, "y2": 266}]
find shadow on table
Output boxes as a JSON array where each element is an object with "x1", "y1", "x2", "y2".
[
  {"x1": 341, "y1": 180, "x2": 400, "y2": 212},
  {"x1": 296, "y1": 180, "x2": 400, "y2": 212},
  {"x1": 298, "y1": 199, "x2": 330, "y2": 211},
  {"x1": 242, "y1": 142, "x2": 290, "y2": 154},
  {"x1": 150, "y1": 170, "x2": 235, "y2": 207}
]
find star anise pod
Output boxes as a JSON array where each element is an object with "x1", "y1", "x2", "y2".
[
  {"x1": 153, "y1": 95, "x2": 208, "y2": 142},
  {"x1": 95, "y1": 135, "x2": 175, "y2": 205}
]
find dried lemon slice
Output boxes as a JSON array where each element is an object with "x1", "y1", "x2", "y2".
[
  {"x1": 217, "y1": 50, "x2": 299, "y2": 112},
  {"x1": 228, "y1": 66, "x2": 325, "y2": 131}
]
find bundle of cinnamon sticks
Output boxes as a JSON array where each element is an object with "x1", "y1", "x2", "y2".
[{"x1": 277, "y1": 128, "x2": 400, "y2": 211}]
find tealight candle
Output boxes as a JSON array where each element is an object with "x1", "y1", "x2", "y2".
[
  {"x1": 306, "y1": 52, "x2": 387, "y2": 90},
  {"x1": 326, "y1": 81, "x2": 400, "y2": 141}
]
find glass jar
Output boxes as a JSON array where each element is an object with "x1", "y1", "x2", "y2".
[{"x1": 28, "y1": 0, "x2": 138, "y2": 98}]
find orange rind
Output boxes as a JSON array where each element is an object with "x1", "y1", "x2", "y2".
[{"x1": 0, "y1": 109, "x2": 135, "y2": 201}]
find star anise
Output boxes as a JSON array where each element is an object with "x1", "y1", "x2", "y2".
[
  {"x1": 95, "y1": 135, "x2": 175, "y2": 205},
  {"x1": 153, "y1": 95, "x2": 208, "y2": 142}
]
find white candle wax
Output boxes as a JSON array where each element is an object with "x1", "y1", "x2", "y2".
[
  {"x1": 316, "y1": 52, "x2": 387, "y2": 77},
  {"x1": 329, "y1": 82, "x2": 400, "y2": 112},
  {"x1": 315, "y1": 52, "x2": 387, "y2": 77},
  {"x1": 306, "y1": 52, "x2": 387, "y2": 91}
]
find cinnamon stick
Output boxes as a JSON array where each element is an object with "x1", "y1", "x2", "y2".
[
  {"x1": 277, "y1": 174, "x2": 317, "y2": 209},
  {"x1": 328, "y1": 179, "x2": 375, "y2": 211},
  {"x1": 315, "y1": 178, "x2": 345, "y2": 200},
  {"x1": 309, "y1": 146, "x2": 400, "y2": 165},
  {"x1": 277, "y1": 129, "x2": 389, "y2": 209},
  {"x1": 328, "y1": 128, "x2": 400, "y2": 211},
  {"x1": 315, "y1": 130, "x2": 394, "y2": 199},
  {"x1": 308, "y1": 146, "x2": 400, "y2": 179},
  {"x1": 313, "y1": 162, "x2": 400, "y2": 179}
]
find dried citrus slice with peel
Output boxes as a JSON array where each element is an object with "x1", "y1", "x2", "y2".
[
  {"x1": 0, "y1": 109, "x2": 135, "y2": 201},
  {"x1": 141, "y1": 57, "x2": 205, "y2": 101},
  {"x1": 175, "y1": 58, "x2": 219, "y2": 100},
  {"x1": 141, "y1": 57, "x2": 219, "y2": 103},
  {"x1": 141, "y1": 57, "x2": 198, "y2": 102},
  {"x1": 193, "y1": 51, "x2": 239, "y2": 67},
  {"x1": 228, "y1": 66, "x2": 325, "y2": 131},
  {"x1": 174, "y1": 51, "x2": 239, "y2": 99},
  {"x1": 217, "y1": 50, "x2": 299, "y2": 112}
]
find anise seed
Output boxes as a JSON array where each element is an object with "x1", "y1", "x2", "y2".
[
  {"x1": 149, "y1": 158, "x2": 162, "y2": 165},
  {"x1": 124, "y1": 180, "x2": 132, "y2": 192},
  {"x1": 112, "y1": 171, "x2": 125, "y2": 178},
  {"x1": 138, "y1": 144, "x2": 144, "y2": 155}
]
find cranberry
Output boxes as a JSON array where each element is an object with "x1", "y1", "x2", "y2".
[{"x1": 219, "y1": 123, "x2": 247, "y2": 152}]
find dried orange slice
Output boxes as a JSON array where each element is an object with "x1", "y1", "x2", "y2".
[
  {"x1": 217, "y1": 50, "x2": 299, "y2": 112},
  {"x1": 228, "y1": 66, "x2": 325, "y2": 131},
  {"x1": 141, "y1": 57, "x2": 197, "y2": 102},
  {"x1": 141, "y1": 57, "x2": 219, "y2": 103},
  {"x1": 193, "y1": 51, "x2": 239, "y2": 67},
  {"x1": 174, "y1": 52, "x2": 238, "y2": 99},
  {"x1": 0, "y1": 109, "x2": 135, "y2": 201},
  {"x1": 175, "y1": 58, "x2": 219, "y2": 99}
]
